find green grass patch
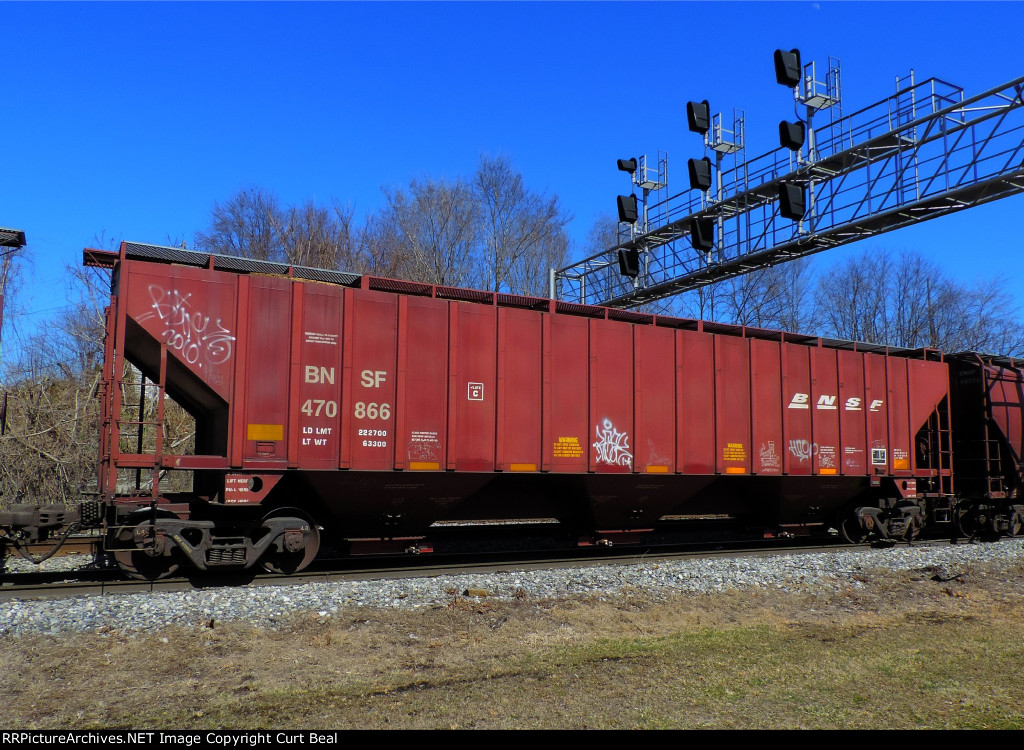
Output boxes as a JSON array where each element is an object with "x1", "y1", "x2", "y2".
[{"x1": 4, "y1": 561, "x2": 1024, "y2": 729}]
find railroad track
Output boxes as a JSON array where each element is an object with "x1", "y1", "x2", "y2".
[
  {"x1": 1, "y1": 534, "x2": 101, "y2": 560},
  {"x1": 0, "y1": 536, "x2": 943, "y2": 602}
]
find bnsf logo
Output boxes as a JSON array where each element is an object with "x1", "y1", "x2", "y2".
[{"x1": 788, "y1": 393, "x2": 883, "y2": 411}]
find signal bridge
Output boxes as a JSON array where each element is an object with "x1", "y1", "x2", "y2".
[{"x1": 554, "y1": 59, "x2": 1024, "y2": 310}]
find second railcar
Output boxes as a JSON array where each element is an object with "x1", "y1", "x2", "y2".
[{"x1": 949, "y1": 353, "x2": 1024, "y2": 536}]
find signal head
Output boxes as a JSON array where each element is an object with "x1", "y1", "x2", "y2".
[
  {"x1": 617, "y1": 194, "x2": 639, "y2": 224},
  {"x1": 774, "y1": 48, "x2": 802, "y2": 88},
  {"x1": 686, "y1": 100, "x2": 711, "y2": 135}
]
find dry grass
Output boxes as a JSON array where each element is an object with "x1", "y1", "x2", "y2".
[{"x1": 3, "y1": 558, "x2": 1024, "y2": 729}]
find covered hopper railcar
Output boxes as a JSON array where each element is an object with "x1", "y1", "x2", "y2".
[{"x1": 2, "y1": 242, "x2": 1022, "y2": 578}]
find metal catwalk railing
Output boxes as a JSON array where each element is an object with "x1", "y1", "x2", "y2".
[{"x1": 555, "y1": 75, "x2": 1024, "y2": 308}]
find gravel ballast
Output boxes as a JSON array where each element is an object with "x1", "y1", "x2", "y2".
[{"x1": 3, "y1": 539, "x2": 1023, "y2": 636}]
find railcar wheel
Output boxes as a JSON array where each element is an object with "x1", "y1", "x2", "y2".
[
  {"x1": 1006, "y1": 510, "x2": 1022, "y2": 538},
  {"x1": 955, "y1": 504, "x2": 981, "y2": 540},
  {"x1": 112, "y1": 511, "x2": 182, "y2": 581},
  {"x1": 837, "y1": 508, "x2": 868, "y2": 544},
  {"x1": 259, "y1": 508, "x2": 320, "y2": 575},
  {"x1": 903, "y1": 515, "x2": 922, "y2": 542}
]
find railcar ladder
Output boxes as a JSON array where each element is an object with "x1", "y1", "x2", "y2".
[
  {"x1": 117, "y1": 374, "x2": 167, "y2": 496},
  {"x1": 936, "y1": 399, "x2": 953, "y2": 497},
  {"x1": 982, "y1": 356, "x2": 1017, "y2": 499},
  {"x1": 919, "y1": 396, "x2": 954, "y2": 522},
  {"x1": 108, "y1": 341, "x2": 170, "y2": 500},
  {"x1": 980, "y1": 422, "x2": 1006, "y2": 498}
]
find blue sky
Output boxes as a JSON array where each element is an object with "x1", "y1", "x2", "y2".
[{"x1": 4, "y1": 1, "x2": 1023, "y2": 344}]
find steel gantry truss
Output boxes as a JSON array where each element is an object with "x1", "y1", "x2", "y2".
[
  {"x1": 0, "y1": 228, "x2": 26, "y2": 249},
  {"x1": 555, "y1": 72, "x2": 1024, "y2": 309}
]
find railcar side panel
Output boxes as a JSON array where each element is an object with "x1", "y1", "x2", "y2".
[
  {"x1": 837, "y1": 350, "x2": 866, "y2": 475},
  {"x1": 864, "y1": 353, "x2": 890, "y2": 473},
  {"x1": 982, "y1": 363, "x2": 1023, "y2": 497},
  {"x1": 715, "y1": 335, "x2": 751, "y2": 475},
  {"x1": 243, "y1": 277, "x2": 291, "y2": 469},
  {"x1": 589, "y1": 318, "x2": 633, "y2": 473},
  {"x1": 750, "y1": 339, "x2": 783, "y2": 476},
  {"x1": 782, "y1": 343, "x2": 812, "y2": 476},
  {"x1": 448, "y1": 302, "x2": 497, "y2": 472},
  {"x1": 677, "y1": 329, "x2": 715, "y2": 474},
  {"x1": 811, "y1": 348, "x2": 840, "y2": 476},
  {"x1": 344, "y1": 290, "x2": 398, "y2": 471},
  {"x1": 496, "y1": 307, "x2": 543, "y2": 472},
  {"x1": 634, "y1": 325, "x2": 676, "y2": 474},
  {"x1": 887, "y1": 358, "x2": 912, "y2": 474},
  {"x1": 396, "y1": 295, "x2": 449, "y2": 471},
  {"x1": 229, "y1": 277, "x2": 250, "y2": 468},
  {"x1": 297, "y1": 283, "x2": 344, "y2": 469},
  {"x1": 544, "y1": 314, "x2": 589, "y2": 473}
]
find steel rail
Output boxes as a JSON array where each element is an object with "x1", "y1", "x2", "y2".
[{"x1": 0, "y1": 537, "x2": 947, "y2": 602}]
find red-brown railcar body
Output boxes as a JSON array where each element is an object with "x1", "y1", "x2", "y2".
[
  {"x1": 949, "y1": 354, "x2": 1024, "y2": 536},
  {"x1": 56, "y1": 241, "x2": 971, "y2": 577}
]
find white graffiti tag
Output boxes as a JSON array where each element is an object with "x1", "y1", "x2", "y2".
[
  {"x1": 593, "y1": 419, "x2": 633, "y2": 467},
  {"x1": 759, "y1": 441, "x2": 781, "y2": 471},
  {"x1": 138, "y1": 285, "x2": 236, "y2": 368},
  {"x1": 788, "y1": 439, "x2": 818, "y2": 463}
]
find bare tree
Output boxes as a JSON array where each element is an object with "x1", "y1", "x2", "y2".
[
  {"x1": 814, "y1": 248, "x2": 1023, "y2": 354},
  {"x1": 815, "y1": 250, "x2": 889, "y2": 343},
  {"x1": 280, "y1": 200, "x2": 358, "y2": 270},
  {"x1": 194, "y1": 187, "x2": 285, "y2": 260},
  {"x1": 357, "y1": 210, "x2": 411, "y2": 279},
  {"x1": 0, "y1": 242, "x2": 27, "y2": 383},
  {"x1": 721, "y1": 270, "x2": 779, "y2": 328},
  {"x1": 0, "y1": 261, "x2": 109, "y2": 507},
  {"x1": 718, "y1": 260, "x2": 816, "y2": 331},
  {"x1": 956, "y1": 276, "x2": 1024, "y2": 354},
  {"x1": 370, "y1": 177, "x2": 483, "y2": 288},
  {"x1": 582, "y1": 213, "x2": 620, "y2": 256},
  {"x1": 771, "y1": 260, "x2": 816, "y2": 332},
  {"x1": 0, "y1": 251, "x2": 202, "y2": 509},
  {"x1": 674, "y1": 285, "x2": 719, "y2": 321},
  {"x1": 195, "y1": 188, "x2": 362, "y2": 275},
  {"x1": 474, "y1": 155, "x2": 571, "y2": 296}
]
